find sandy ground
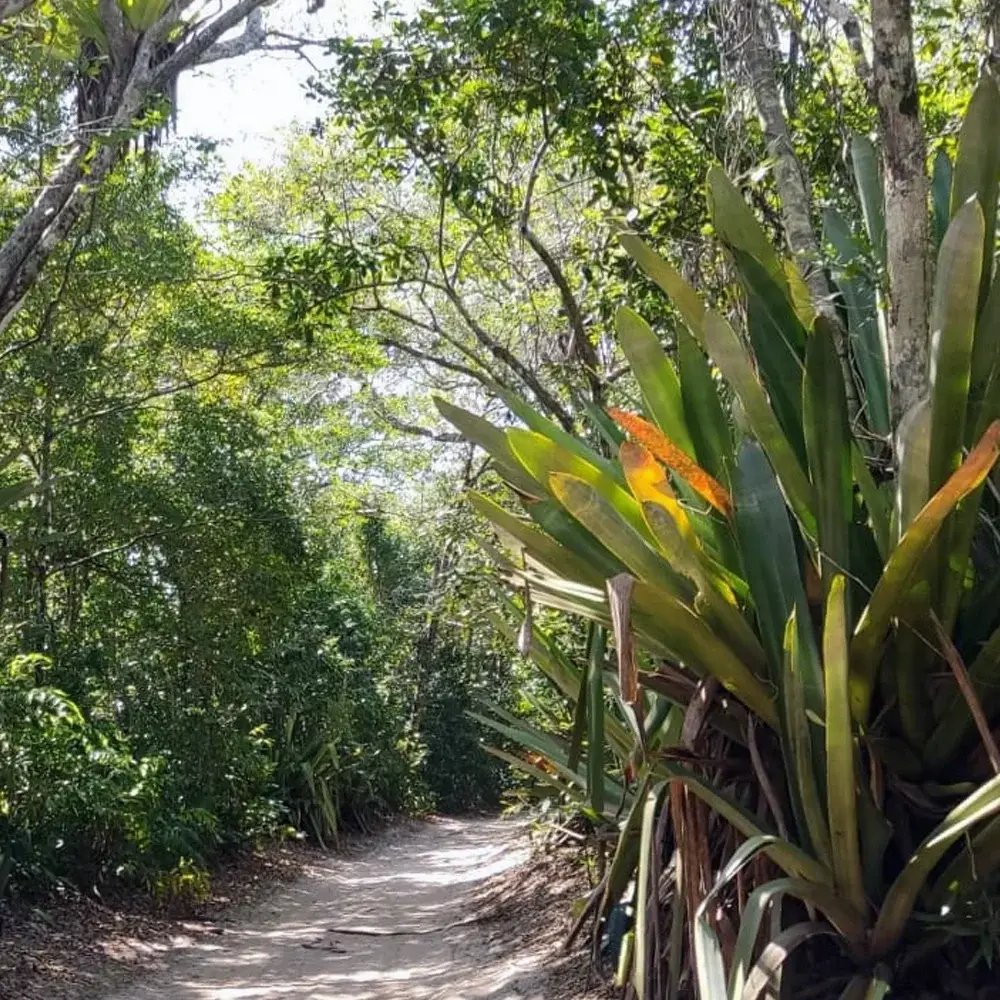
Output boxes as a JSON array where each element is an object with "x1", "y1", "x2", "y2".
[{"x1": 100, "y1": 816, "x2": 554, "y2": 1000}]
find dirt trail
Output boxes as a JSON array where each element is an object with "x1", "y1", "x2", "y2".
[{"x1": 104, "y1": 817, "x2": 547, "y2": 1000}]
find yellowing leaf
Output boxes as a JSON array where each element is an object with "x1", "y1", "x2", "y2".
[
  {"x1": 851, "y1": 420, "x2": 1000, "y2": 722},
  {"x1": 619, "y1": 441, "x2": 697, "y2": 547},
  {"x1": 609, "y1": 408, "x2": 733, "y2": 517}
]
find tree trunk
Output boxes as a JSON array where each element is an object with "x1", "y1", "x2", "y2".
[
  {"x1": 870, "y1": 0, "x2": 929, "y2": 423},
  {"x1": 742, "y1": 0, "x2": 861, "y2": 421},
  {"x1": 0, "y1": 0, "x2": 273, "y2": 330}
]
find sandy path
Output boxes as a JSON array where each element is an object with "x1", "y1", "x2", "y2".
[{"x1": 104, "y1": 817, "x2": 543, "y2": 1000}]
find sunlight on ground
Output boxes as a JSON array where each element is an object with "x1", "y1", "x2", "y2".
[{"x1": 108, "y1": 818, "x2": 540, "y2": 1000}]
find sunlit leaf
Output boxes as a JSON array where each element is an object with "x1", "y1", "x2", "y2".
[
  {"x1": 609, "y1": 408, "x2": 732, "y2": 517},
  {"x1": 851, "y1": 421, "x2": 1000, "y2": 723}
]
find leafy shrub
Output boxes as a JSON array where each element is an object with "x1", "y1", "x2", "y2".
[
  {"x1": 153, "y1": 858, "x2": 212, "y2": 911},
  {"x1": 443, "y1": 75, "x2": 1000, "y2": 997},
  {"x1": 0, "y1": 656, "x2": 160, "y2": 892}
]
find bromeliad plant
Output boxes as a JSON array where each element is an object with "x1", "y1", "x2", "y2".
[{"x1": 440, "y1": 74, "x2": 1000, "y2": 998}]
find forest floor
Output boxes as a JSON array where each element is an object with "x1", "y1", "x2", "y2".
[{"x1": 2, "y1": 816, "x2": 616, "y2": 1000}]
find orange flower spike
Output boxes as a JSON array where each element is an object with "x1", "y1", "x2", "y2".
[{"x1": 609, "y1": 408, "x2": 733, "y2": 518}]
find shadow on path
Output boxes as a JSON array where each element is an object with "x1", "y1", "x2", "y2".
[{"x1": 106, "y1": 816, "x2": 540, "y2": 1000}]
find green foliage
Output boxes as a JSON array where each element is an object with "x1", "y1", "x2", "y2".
[
  {"x1": 445, "y1": 77, "x2": 1000, "y2": 996},
  {"x1": 0, "y1": 140, "x2": 518, "y2": 903}
]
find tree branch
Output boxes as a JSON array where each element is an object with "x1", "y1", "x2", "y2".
[
  {"x1": 375, "y1": 336, "x2": 494, "y2": 389},
  {"x1": 368, "y1": 390, "x2": 463, "y2": 443},
  {"x1": 818, "y1": 0, "x2": 873, "y2": 90},
  {"x1": 152, "y1": 0, "x2": 274, "y2": 84},
  {"x1": 0, "y1": 0, "x2": 274, "y2": 330},
  {"x1": 433, "y1": 185, "x2": 574, "y2": 430}
]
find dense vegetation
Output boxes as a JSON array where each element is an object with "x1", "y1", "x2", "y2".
[
  {"x1": 5, "y1": 0, "x2": 1000, "y2": 997},
  {"x1": 0, "y1": 10, "x2": 515, "y2": 902}
]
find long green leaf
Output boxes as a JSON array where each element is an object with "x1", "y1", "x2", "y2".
[
  {"x1": 510, "y1": 429, "x2": 655, "y2": 545},
  {"x1": 872, "y1": 772, "x2": 1000, "y2": 956},
  {"x1": 733, "y1": 441, "x2": 815, "y2": 691},
  {"x1": 851, "y1": 420, "x2": 1000, "y2": 722},
  {"x1": 851, "y1": 135, "x2": 886, "y2": 269},
  {"x1": 631, "y1": 579, "x2": 778, "y2": 727},
  {"x1": 617, "y1": 231, "x2": 707, "y2": 346},
  {"x1": 489, "y1": 601, "x2": 580, "y2": 699},
  {"x1": 580, "y1": 396, "x2": 627, "y2": 452},
  {"x1": 823, "y1": 207, "x2": 890, "y2": 437},
  {"x1": 706, "y1": 167, "x2": 784, "y2": 285},
  {"x1": 934, "y1": 203, "x2": 997, "y2": 631},
  {"x1": 732, "y1": 880, "x2": 866, "y2": 998},
  {"x1": 824, "y1": 576, "x2": 867, "y2": 916},
  {"x1": 804, "y1": 317, "x2": 853, "y2": 593},
  {"x1": 703, "y1": 310, "x2": 816, "y2": 535},
  {"x1": 739, "y1": 249, "x2": 808, "y2": 462},
  {"x1": 600, "y1": 773, "x2": 654, "y2": 919},
  {"x1": 784, "y1": 610, "x2": 832, "y2": 868},
  {"x1": 895, "y1": 399, "x2": 932, "y2": 539},
  {"x1": 852, "y1": 446, "x2": 891, "y2": 561},
  {"x1": 434, "y1": 397, "x2": 542, "y2": 496},
  {"x1": 931, "y1": 148, "x2": 954, "y2": 250},
  {"x1": 468, "y1": 711, "x2": 585, "y2": 790},
  {"x1": 566, "y1": 655, "x2": 589, "y2": 773},
  {"x1": 928, "y1": 198, "x2": 985, "y2": 496},
  {"x1": 655, "y1": 760, "x2": 830, "y2": 883},
  {"x1": 642, "y1": 501, "x2": 766, "y2": 674},
  {"x1": 950, "y1": 73, "x2": 1000, "y2": 312},
  {"x1": 677, "y1": 326, "x2": 733, "y2": 487},
  {"x1": 497, "y1": 385, "x2": 625, "y2": 485},
  {"x1": 495, "y1": 603, "x2": 633, "y2": 759},
  {"x1": 741, "y1": 923, "x2": 838, "y2": 1000},
  {"x1": 616, "y1": 306, "x2": 696, "y2": 458},
  {"x1": 549, "y1": 473, "x2": 689, "y2": 598},
  {"x1": 586, "y1": 624, "x2": 606, "y2": 815},
  {"x1": 518, "y1": 591, "x2": 764, "y2": 736},
  {"x1": 924, "y1": 193, "x2": 985, "y2": 654},
  {"x1": 526, "y1": 498, "x2": 627, "y2": 580},
  {"x1": 475, "y1": 700, "x2": 625, "y2": 809},
  {"x1": 634, "y1": 783, "x2": 667, "y2": 1000},
  {"x1": 469, "y1": 492, "x2": 603, "y2": 585},
  {"x1": 483, "y1": 745, "x2": 581, "y2": 799},
  {"x1": 695, "y1": 835, "x2": 780, "y2": 1000},
  {"x1": 970, "y1": 269, "x2": 1000, "y2": 437}
]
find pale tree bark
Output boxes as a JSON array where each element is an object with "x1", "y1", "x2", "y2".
[
  {"x1": 818, "y1": 0, "x2": 872, "y2": 91},
  {"x1": 870, "y1": 0, "x2": 929, "y2": 422},
  {"x1": 0, "y1": 0, "x2": 34, "y2": 22},
  {"x1": 0, "y1": 0, "x2": 275, "y2": 329},
  {"x1": 741, "y1": 0, "x2": 861, "y2": 421}
]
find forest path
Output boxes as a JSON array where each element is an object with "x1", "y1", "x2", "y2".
[{"x1": 105, "y1": 816, "x2": 544, "y2": 1000}]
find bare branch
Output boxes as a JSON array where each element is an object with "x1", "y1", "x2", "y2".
[
  {"x1": 517, "y1": 135, "x2": 602, "y2": 399},
  {"x1": 375, "y1": 336, "x2": 494, "y2": 389},
  {"x1": 152, "y1": 0, "x2": 274, "y2": 83},
  {"x1": 368, "y1": 391, "x2": 463, "y2": 443}
]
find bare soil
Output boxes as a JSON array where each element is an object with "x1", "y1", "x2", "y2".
[{"x1": 1, "y1": 816, "x2": 617, "y2": 1000}]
